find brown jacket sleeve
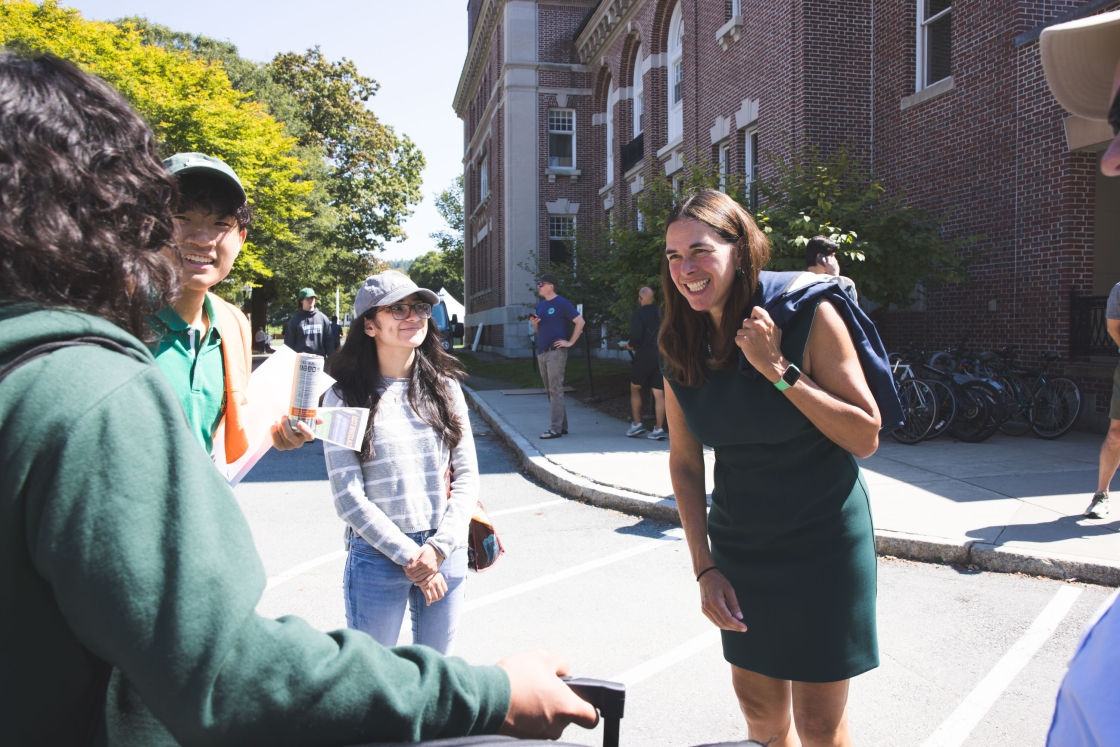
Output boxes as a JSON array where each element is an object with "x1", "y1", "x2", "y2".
[{"x1": 208, "y1": 293, "x2": 252, "y2": 463}]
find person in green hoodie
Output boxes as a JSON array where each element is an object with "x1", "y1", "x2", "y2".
[{"x1": 0, "y1": 52, "x2": 596, "y2": 746}]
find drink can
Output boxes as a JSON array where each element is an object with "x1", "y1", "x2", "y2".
[{"x1": 289, "y1": 353, "x2": 325, "y2": 428}]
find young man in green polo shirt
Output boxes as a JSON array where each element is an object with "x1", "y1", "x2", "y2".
[{"x1": 151, "y1": 153, "x2": 312, "y2": 460}]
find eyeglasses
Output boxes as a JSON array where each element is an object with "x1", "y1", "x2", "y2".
[
  {"x1": 376, "y1": 303, "x2": 433, "y2": 321},
  {"x1": 536, "y1": 281, "x2": 552, "y2": 288}
]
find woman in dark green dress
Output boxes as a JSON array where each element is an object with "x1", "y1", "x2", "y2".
[{"x1": 661, "y1": 191, "x2": 881, "y2": 747}]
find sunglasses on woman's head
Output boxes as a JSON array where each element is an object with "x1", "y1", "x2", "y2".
[{"x1": 376, "y1": 302, "x2": 433, "y2": 321}]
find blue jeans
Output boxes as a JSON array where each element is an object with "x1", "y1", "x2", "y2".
[{"x1": 344, "y1": 530, "x2": 468, "y2": 655}]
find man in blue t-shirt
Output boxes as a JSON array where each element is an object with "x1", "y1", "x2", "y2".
[{"x1": 529, "y1": 273, "x2": 585, "y2": 439}]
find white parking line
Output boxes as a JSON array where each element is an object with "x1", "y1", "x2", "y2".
[
  {"x1": 611, "y1": 629, "x2": 722, "y2": 687},
  {"x1": 265, "y1": 550, "x2": 346, "y2": 591},
  {"x1": 489, "y1": 499, "x2": 568, "y2": 517},
  {"x1": 463, "y1": 529, "x2": 684, "y2": 613},
  {"x1": 920, "y1": 584, "x2": 1083, "y2": 747}
]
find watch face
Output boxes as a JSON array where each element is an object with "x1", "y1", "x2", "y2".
[{"x1": 782, "y1": 364, "x2": 801, "y2": 387}]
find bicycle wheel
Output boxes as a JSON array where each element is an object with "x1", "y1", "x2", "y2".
[
  {"x1": 949, "y1": 380, "x2": 1002, "y2": 442},
  {"x1": 924, "y1": 379, "x2": 956, "y2": 440},
  {"x1": 997, "y1": 374, "x2": 1035, "y2": 437},
  {"x1": 1032, "y1": 377, "x2": 1082, "y2": 440},
  {"x1": 891, "y1": 380, "x2": 937, "y2": 444}
]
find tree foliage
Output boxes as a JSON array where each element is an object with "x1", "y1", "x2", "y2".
[
  {"x1": 269, "y1": 48, "x2": 425, "y2": 257},
  {"x1": 756, "y1": 146, "x2": 975, "y2": 310},
  {"x1": 0, "y1": 0, "x2": 310, "y2": 285},
  {"x1": 421, "y1": 175, "x2": 465, "y2": 301},
  {"x1": 0, "y1": 2, "x2": 426, "y2": 314},
  {"x1": 559, "y1": 147, "x2": 975, "y2": 330}
]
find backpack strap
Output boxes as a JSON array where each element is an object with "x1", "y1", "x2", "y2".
[{"x1": 0, "y1": 336, "x2": 138, "y2": 386}]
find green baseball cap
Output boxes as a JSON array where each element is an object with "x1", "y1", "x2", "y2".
[
  {"x1": 298, "y1": 288, "x2": 318, "y2": 300},
  {"x1": 163, "y1": 152, "x2": 247, "y2": 203}
]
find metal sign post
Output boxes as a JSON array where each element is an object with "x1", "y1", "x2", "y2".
[{"x1": 577, "y1": 303, "x2": 595, "y2": 400}]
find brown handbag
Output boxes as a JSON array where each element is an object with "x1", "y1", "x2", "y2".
[{"x1": 445, "y1": 465, "x2": 504, "y2": 572}]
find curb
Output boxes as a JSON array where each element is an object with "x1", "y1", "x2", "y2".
[{"x1": 464, "y1": 385, "x2": 1120, "y2": 587}]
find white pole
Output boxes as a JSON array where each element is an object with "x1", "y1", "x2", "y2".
[{"x1": 335, "y1": 286, "x2": 340, "y2": 319}]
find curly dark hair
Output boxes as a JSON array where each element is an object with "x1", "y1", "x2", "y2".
[
  {"x1": 326, "y1": 307, "x2": 465, "y2": 460},
  {"x1": 0, "y1": 52, "x2": 179, "y2": 342}
]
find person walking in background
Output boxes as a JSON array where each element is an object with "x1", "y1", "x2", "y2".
[
  {"x1": 324, "y1": 271, "x2": 475, "y2": 654},
  {"x1": 150, "y1": 152, "x2": 312, "y2": 457},
  {"x1": 0, "y1": 51, "x2": 596, "y2": 746},
  {"x1": 662, "y1": 190, "x2": 891, "y2": 747},
  {"x1": 805, "y1": 235, "x2": 841, "y2": 276},
  {"x1": 254, "y1": 326, "x2": 267, "y2": 354},
  {"x1": 624, "y1": 286, "x2": 667, "y2": 440},
  {"x1": 529, "y1": 272, "x2": 584, "y2": 439},
  {"x1": 1042, "y1": 10, "x2": 1120, "y2": 745},
  {"x1": 330, "y1": 314, "x2": 343, "y2": 352},
  {"x1": 805, "y1": 235, "x2": 858, "y2": 303},
  {"x1": 284, "y1": 287, "x2": 336, "y2": 356}
]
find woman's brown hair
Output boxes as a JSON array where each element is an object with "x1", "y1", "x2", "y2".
[
  {"x1": 659, "y1": 190, "x2": 771, "y2": 388},
  {"x1": 326, "y1": 309, "x2": 466, "y2": 460}
]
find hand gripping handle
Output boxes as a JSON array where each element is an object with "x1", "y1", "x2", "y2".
[{"x1": 560, "y1": 677, "x2": 626, "y2": 747}]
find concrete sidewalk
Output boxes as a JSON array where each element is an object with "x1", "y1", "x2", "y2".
[{"x1": 464, "y1": 383, "x2": 1120, "y2": 586}]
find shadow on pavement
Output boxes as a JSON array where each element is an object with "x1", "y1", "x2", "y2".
[
  {"x1": 965, "y1": 515, "x2": 1120, "y2": 544},
  {"x1": 241, "y1": 439, "x2": 328, "y2": 483},
  {"x1": 614, "y1": 516, "x2": 674, "y2": 538}
]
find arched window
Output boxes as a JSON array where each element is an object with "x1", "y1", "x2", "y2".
[
  {"x1": 605, "y1": 77, "x2": 615, "y2": 185},
  {"x1": 667, "y1": 3, "x2": 683, "y2": 143},
  {"x1": 632, "y1": 44, "x2": 644, "y2": 137}
]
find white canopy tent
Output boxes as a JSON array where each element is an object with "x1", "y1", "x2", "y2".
[{"x1": 438, "y1": 288, "x2": 465, "y2": 321}]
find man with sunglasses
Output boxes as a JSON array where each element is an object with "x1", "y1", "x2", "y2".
[
  {"x1": 1041, "y1": 11, "x2": 1120, "y2": 745},
  {"x1": 529, "y1": 273, "x2": 585, "y2": 439}
]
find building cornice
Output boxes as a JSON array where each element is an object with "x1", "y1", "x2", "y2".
[
  {"x1": 574, "y1": 0, "x2": 648, "y2": 66},
  {"x1": 454, "y1": 0, "x2": 506, "y2": 117}
]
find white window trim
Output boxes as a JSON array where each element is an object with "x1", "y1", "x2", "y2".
[
  {"x1": 479, "y1": 155, "x2": 489, "y2": 200},
  {"x1": 547, "y1": 108, "x2": 577, "y2": 170},
  {"x1": 606, "y1": 87, "x2": 615, "y2": 185},
  {"x1": 915, "y1": 1, "x2": 951, "y2": 92},
  {"x1": 717, "y1": 140, "x2": 730, "y2": 192},
  {"x1": 632, "y1": 45, "x2": 644, "y2": 137},
  {"x1": 742, "y1": 125, "x2": 759, "y2": 208},
  {"x1": 667, "y1": 3, "x2": 684, "y2": 144}
]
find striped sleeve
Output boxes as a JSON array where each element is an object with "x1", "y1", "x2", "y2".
[
  {"x1": 322, "y1": 389, "x2": 420, "y2": 565},
  {"x1": 428, "y1": 382, "x2": 479, "y2": 560}
]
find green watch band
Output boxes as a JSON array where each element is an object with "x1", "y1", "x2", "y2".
[{"x1": 774, "y1": 363, "x2": 801, "y2": 391}]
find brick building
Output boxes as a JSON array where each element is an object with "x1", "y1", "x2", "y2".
[{"x1": 454, "y1": 0, "x2": 1119, "y2": 416}]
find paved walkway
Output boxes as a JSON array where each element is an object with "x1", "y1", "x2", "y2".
[{"x1": 464, "y1": 382, "x2": 1120, "y2": 585}]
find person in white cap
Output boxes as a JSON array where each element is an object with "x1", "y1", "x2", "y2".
[{"x1": 1040, "y1": 10, "x2": 1120, "y2": 746}]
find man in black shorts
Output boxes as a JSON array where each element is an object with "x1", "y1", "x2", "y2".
[{"x1": 624, "y1": 287, "x2": 667, "y2": 439}]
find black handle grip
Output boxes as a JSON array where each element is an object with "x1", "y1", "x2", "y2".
[{"x1": 560, "y1": 676, "x2": 626, "y2": 719}]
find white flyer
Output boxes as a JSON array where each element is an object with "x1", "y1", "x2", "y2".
[{"x1": 314, "y1": 407, "x2": 370, "y2": 451}]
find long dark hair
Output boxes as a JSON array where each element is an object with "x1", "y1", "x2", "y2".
[
  {"x1": 0, "y1": 53, "x2": 179, "y2": 342},
  {"x1": 326, "y1": 309, "x2": 465, "y2": 459},
  {"x1": 660, "y1": 190, "x2": 771, "y2": 388}
]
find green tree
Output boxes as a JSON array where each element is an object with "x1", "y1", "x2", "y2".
[
  {"x1": 428, "y1": 175, "x2": 465, "y2": 300},
  {"x1": 268, "y1": 48, "x2": 425, "y2": 257},
  {"x1": 755, "y1": 146, "x2": 975, "y2": 310},
  {"x1": 406, "y1": 251, "x2": 451, "y2": 296},
  {"x1": 0, "y1": 0, "x2": 313, "y2": 291},
  {"x1": 565, "y1": 147, "x2": 974, "y2": 328}
]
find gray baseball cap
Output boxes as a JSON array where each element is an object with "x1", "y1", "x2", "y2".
[
  {"x1": 354, "y1": 271, "x2": 439, "y2": 318},
  {"x1": 163, "y1": 152, "x2": 247, "y2": 203}
]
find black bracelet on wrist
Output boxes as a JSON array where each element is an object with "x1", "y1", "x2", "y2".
[{"x1": 696, "y1": 566, "x2": 719, "y2": 582}]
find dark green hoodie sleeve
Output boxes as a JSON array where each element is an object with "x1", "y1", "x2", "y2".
[{"x1": 23, "y1": 350, "x2": 510, "y2": 745}]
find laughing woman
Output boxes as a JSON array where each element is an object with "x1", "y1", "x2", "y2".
[
  {"x1": 324, "y1": 271, "x2": 477, "y2": 654},
  {"x1": 662, "y1": 191, "x2": 883, "y2": 747}
]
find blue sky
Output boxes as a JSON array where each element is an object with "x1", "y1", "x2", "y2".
[{"x1": 65, "y1": 0, "x2": 467, "y2": 261}]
